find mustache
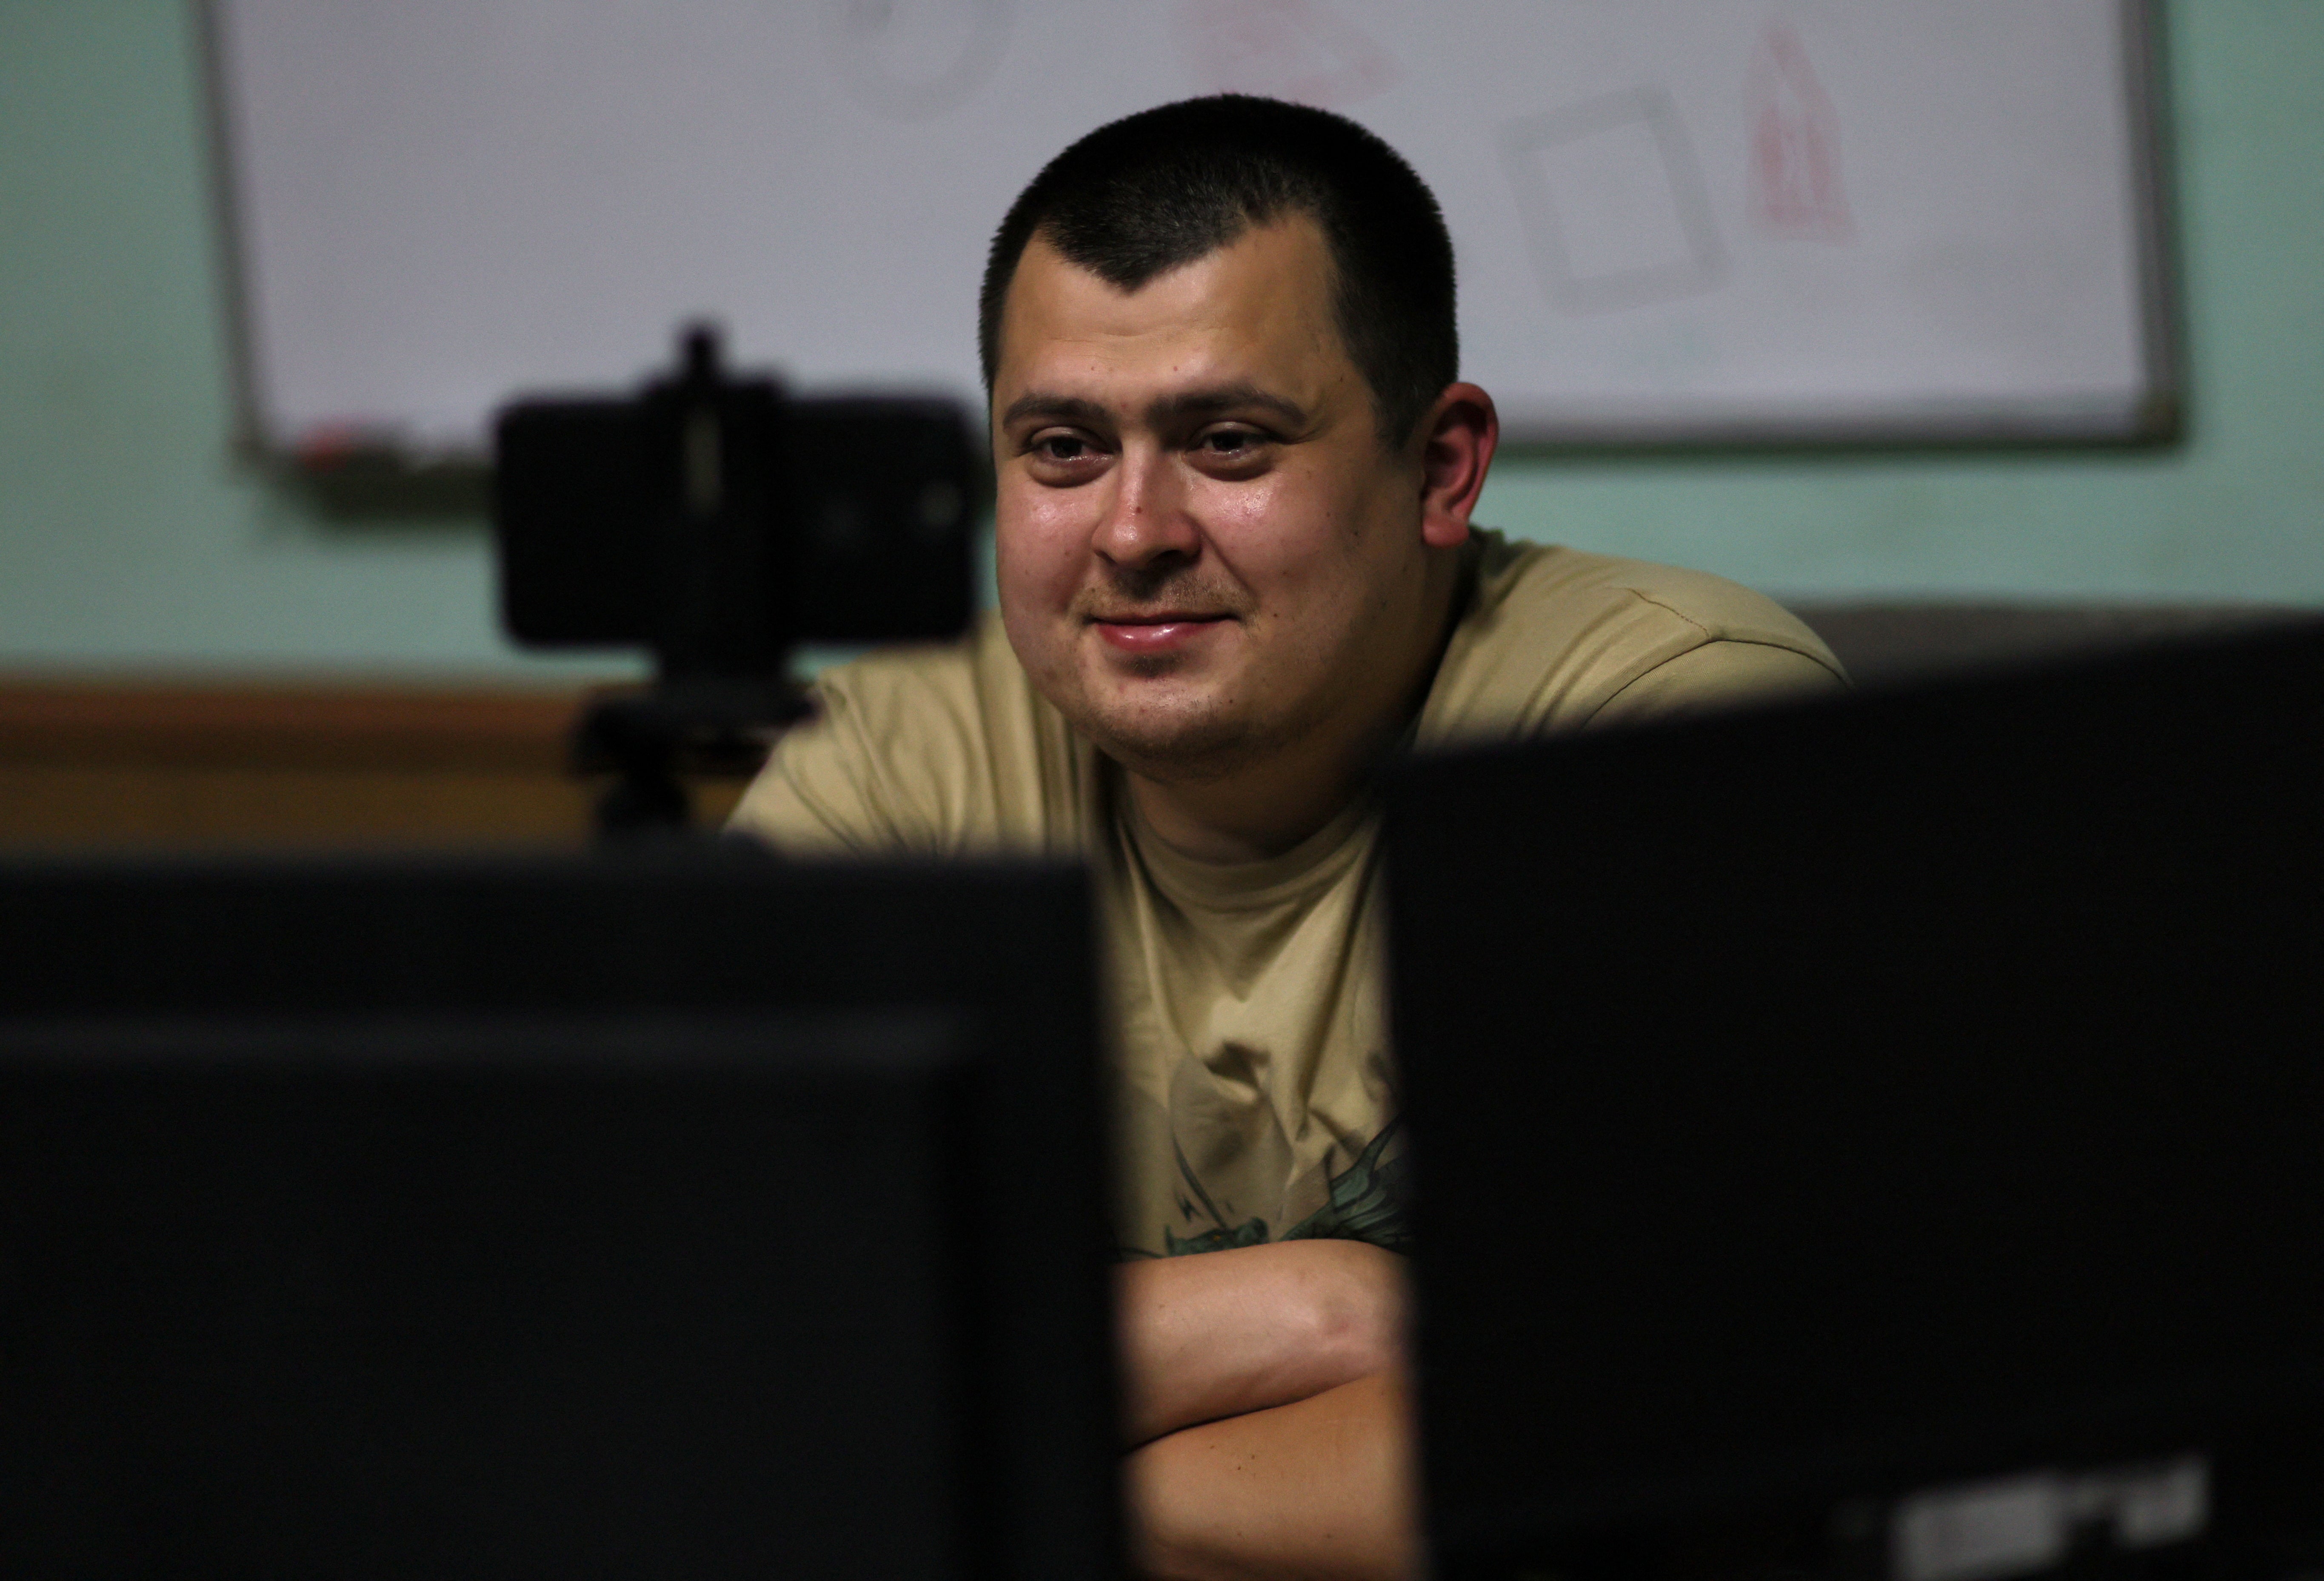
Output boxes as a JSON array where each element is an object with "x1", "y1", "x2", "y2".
[{"x1": 1072, "y1": 565, "x2": 1248, "y2": 623}]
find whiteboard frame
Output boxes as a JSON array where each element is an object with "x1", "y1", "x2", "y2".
[{"x1": 194, "y1": 0, "x2": 2183, "y2": 467}]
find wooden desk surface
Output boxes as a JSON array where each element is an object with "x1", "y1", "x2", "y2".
[{"x1": 0, "y1": 678, "x2": 750, "y2": 850}]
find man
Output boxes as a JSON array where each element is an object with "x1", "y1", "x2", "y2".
[{"x1": 732, "y1": 96, "x2": 1845, "y2": 1580}]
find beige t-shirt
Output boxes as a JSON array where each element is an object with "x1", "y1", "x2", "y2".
[{"x1": 729, "y1": 532, "x2": 1847, "y2": 1256}]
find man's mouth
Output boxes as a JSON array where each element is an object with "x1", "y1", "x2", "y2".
[{"x1": 1088, "y1": 612, "x2": 1231, "y2": 655}]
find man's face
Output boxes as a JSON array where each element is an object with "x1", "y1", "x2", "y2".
[{"x1": 991, "y1": 217, "x2": 1438, "y2": 783}]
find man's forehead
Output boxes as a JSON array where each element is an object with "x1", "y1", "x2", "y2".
[{"x1": 993, "y1": 216, "x2": 1346, "y2": 399}]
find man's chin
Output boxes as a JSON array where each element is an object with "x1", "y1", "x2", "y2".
[{"x1": 1068, "y1": 693, "x2": 1259, "y2": 783}]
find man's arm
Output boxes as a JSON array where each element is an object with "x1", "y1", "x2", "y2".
[
  {"x1": 1125, "y1": 1369, "x2": 1421, "y2": 1581},
  {"x1": 1116, "y1": 1241, "x2": 1417, "y2": 1579},
  {"x1": 1116, "y1": 1239, "x2": 1408, "y2": 1447}
]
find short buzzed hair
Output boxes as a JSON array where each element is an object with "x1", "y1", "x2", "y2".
[{"x1": 978, "y1": 95, "x2": 1458, "y2": 450}]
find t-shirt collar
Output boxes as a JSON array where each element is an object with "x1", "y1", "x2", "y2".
[{"x1": 1117, "y1": 776, "x2": 1379, "y2": 913}]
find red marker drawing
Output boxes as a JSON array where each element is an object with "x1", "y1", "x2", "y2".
[
  {"x1": 1176, "y1": 0, "x2": 1399, "y2": 110},
  {"x1": 1747, "y1": 22, "x2": 1853, "y2": 242}
]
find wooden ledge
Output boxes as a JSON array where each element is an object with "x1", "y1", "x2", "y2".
[
  {"x1": 0, "y1": 678, "x2": 758, "y2": 849},
  {"x1": 0, "y1": 678, "x2": 586, "y2": 772}
]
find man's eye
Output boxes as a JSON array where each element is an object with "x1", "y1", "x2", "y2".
[
  {"x1": 1196, "y1": 428, "x2": 1264, "y2": 457},
  {"x1": 1034, "y1": 434, "x2": 1093, "y2": 462}
]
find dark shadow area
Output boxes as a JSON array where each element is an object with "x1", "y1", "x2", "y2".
[{"x1": 1785, "y1": 599, "x2": 2322, "y2": 687}]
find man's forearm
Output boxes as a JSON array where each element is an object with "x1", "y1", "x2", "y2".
[
  {"x1": 1124, "y1": 1368, "x2": 1421, "y2": 1581},
  {"x1": 1116, "y1": 1239, "x2": 1408, "y2": 1447}
]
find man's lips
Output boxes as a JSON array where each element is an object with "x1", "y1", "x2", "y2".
[{"x1": 1088, "y1": 613, "x2": 1232, "y2": 655}]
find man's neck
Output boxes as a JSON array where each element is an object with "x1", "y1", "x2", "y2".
[{"x1": 1123, "y1": 744, "x2": 1376, "y2": 865}]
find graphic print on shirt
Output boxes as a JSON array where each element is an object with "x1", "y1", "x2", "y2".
[{"x1": 1161, "y1": 1116, "x2": 1410, "y2": 1257}]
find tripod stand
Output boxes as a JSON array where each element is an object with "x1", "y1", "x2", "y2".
[{"x1": 573, "y1": 675, "x2": 810, "y2": 841}]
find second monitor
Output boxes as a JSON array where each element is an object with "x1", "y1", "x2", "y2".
[{"x1": 0, "y1": 850, "x2": 1121, "y2": 1581}]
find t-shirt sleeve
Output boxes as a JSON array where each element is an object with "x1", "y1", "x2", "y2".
[
  {"x1": 724, "y1": 618, "x2": 1082, "y2": 859},
  {"x1": 1585, "y1": 639, "x2": 1848, "y2": 731},
  {"x1": 725, "y1": 683, "x2": 918, "y2": 856}
]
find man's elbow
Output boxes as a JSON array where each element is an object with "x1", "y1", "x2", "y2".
[{"x1": 1298, "y1": 1239, "x2": 1409, "y2": 1387}]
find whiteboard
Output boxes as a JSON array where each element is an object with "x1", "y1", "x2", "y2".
[{"x1": 205, "y1": 0, "x2": 2173, "y2": 455}]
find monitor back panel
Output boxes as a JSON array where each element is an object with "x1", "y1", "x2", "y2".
[
  {"x1": 0, "y1": 853, "x2": 1117, "y2": 1581},
  {"x1": 1384, "y1": 626, "x2": 2324, "y2": 1575}
]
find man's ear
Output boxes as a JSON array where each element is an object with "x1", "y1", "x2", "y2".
[{"x1": 1413, "y1": 383, "x2": 1499, "y2": 549}]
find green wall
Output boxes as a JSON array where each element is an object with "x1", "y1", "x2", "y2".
[{"x1": 3, "y1": 2, "x2": 2318, "y2": 680}]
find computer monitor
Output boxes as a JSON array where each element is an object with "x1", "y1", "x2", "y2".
[
  {"x1": 1385, "y1": 622, "x2": 2324, "y2": 1581},
  {"x1": 0, "y1": 849, "x2": 1119, "y2": 1580}
]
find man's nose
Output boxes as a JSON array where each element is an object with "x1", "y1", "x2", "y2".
[{"x1": 1091, "y1": 446, "x2": 1200, "y2": 572}]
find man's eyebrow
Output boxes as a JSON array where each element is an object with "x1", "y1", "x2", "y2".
[
  {"x1": 1147, "y1": 383, "x2": 1310, "y2": 429},
  {"x1": 999, "y1": 383, "x2": 1314, "y2": 431},
  {"x1": 1000, "y1": 392, "x2": 1111, "y2": 428}
]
